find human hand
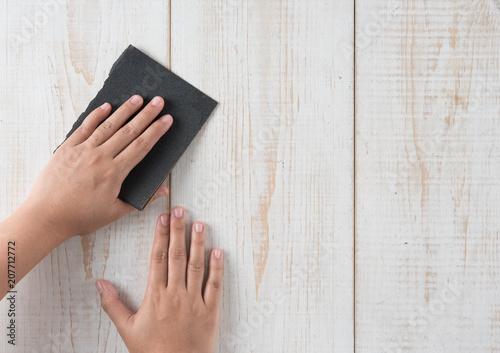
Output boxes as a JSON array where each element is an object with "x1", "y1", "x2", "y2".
[
  {"x1": 95, "y1": 207, "x2": 224, "y2": 353},
  {"x1": 25, "y1": 95, "x2": 172, "y2": 238}
]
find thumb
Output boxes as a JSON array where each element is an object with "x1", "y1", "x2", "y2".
[
  {"x1": 96, "y1": 280, "x2": 134, "y2": 334},
  {"x1": 147, "y1": 185, "x2": 169, "y2": 204},
  {"x1": 116, "y1": 184, "x2": 169, "y2": 217}
]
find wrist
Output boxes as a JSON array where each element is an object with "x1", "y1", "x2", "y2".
[
  {"x1": 16, "y1": 198, "x2": 76, "y2": 243},
  {"x1": 0, "y1": 197, "x2": 75, "y2": 293}
]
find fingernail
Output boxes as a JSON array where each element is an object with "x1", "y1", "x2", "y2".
[
  {"x1": 160, "y1": 114, "x2": 173, "y2": 124},
  {"x1": 160, "y1": 214, "x2": 169, "y2": 225},
  {"x1": 156, "y1": 187, "x2": 168, "y2": 197},
  {"x1": 131, "y1": 95, "x2": 141, "y2": 105},
  {"x1": 195, "y1": 223, "x2": 204, "y2": 233},
  {"x1": 174, "y1": 207, "x2": 184, "y2": 218},
  {"x1": 100, "y1": 102, "x2": 109, "y2": 110},
  {"x1": 151, "y1": 96, "x2": 162, "y2": 106},
  {"x1": 95, "y1": 281, "x2": 104, "y2": 293},
  {"x1": 214, "y1": 249, "x2": 221, "y2": 259}
]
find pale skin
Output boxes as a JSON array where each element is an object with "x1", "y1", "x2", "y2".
[{"x1": 0, "y1": 95, "x2": 224, "y2": 353}]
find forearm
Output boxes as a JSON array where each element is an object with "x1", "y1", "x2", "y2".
[
  {"x1": 0, "y1": 200, "x2": 73, "y2": 299},
  {"x1": 0, "y1": 95, "x2": 171, "y2": 301}
]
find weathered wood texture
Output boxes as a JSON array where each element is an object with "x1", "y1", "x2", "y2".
[
  {"x1": 356, "y1": 0, "x2": 500, "y2": 352},
  {"x1": 0, "y1": 0, "x2": 353, "y2": 352},
  {"x1": 0, "y1": 1, "x2": 171, "y2": 352},
  {"x1": 170, "y1": 0, "x2": 354, "y2": 351}
]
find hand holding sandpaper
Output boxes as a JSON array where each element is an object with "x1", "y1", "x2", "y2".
[
  {"x1": 28, "y1": 96, "x2": 172, "y2": 237},
  {"x1": 0, "y1": 46, "x2": 223, "y2": 353},
  {"x1": 60, "y1": 45, "x2": 218, "y2": 210}
]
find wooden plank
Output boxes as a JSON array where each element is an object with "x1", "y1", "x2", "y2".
[
  {"x1": 355, "y1": 0, "x2": 500, "y2": 351},
  {"x1": 0, "y1": 1, "x2": 170, "y2": 352},
  {"x1": 171, "y1": 0, "x2": 354, "y2": 351}
]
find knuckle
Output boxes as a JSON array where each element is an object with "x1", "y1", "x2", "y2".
[
  {"x1": 134, "y1": 137, "x2": 151, "y2": 152},
  {"x1": 101, "y1": 296, "x2": 115, "y2": 313},
  {"x1": 121, "y1": 124, "x2": 136, "y2": 136},
  {"x1": 88, "y1": 152, "x2": 103, "y2": 166},
  {"x1": 172, "y1": 220, "x2": 185, "y2": 232},
  {"x1": 102, "y1": 167, "x2": 119, "y2": 181},
  {"x1": 187, "y1": 261, "x2": 204, "y2": 273},
  {"x1": 210, "y1": 279, "x2": 221, "y2": 291},
  {"x1": 65, "y1": 146, "x2": 84, "y2": 161},
  {"x1": 157, "y1": 226, "x2": 170, "y2": 237},
  {"x1": 152, "y1": 250, "x2": 169, "y2": 264},
  {"x1": 100, "y1": 120, "x2": 114, "y2": 130},
  {"x1": 79, "y1": 123, "x2": 92, "y2": 135},
  {"x1": 152, "y1": 120, "x2": 165, "y2": 134},
  {"x1": 169, "y1": 248, "x2": 186, "y2": 261}
]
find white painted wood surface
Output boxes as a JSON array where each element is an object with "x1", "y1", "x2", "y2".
[
  {"x1": 0, "y1": 1, "x2": 172, "y2": 352},
  {"x1": 356, "y1": 0, "x2": 500, "y2": 352},
  {"x1": 0, "y1": 0, "x2": 354, "y2": 352},
  {"x1": 171, "y1": 0, "x2": 354, "y2": 351}
]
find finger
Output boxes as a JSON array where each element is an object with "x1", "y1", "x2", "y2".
[
  {"x1": 115, "y1": 114, "x2": 173, "y2": 177},
  {"x1": 203, "y1": 249, "x2": 224, "y2": 310},
  {"x1": 187, "y1": 222, "x2": 206, "y2": 295},
  {"x1": 113, "y1": 185, "x2": 169, "y2": 220},
  {"x1": 103, "y1": 96, "x2": 165, "y2": 157},
  {"x1": 87, "y1": 95, "x2": 144, "y2": 146},
  {"x1": 96, "y1": 280, "x2": 134, "y2": 335},
  {"x1": 167, "y1": 207, "x2": 187, "y2": 289},
  {"x1": 147, "y1": 185, "x2": 169, "y2": 204},
  {"x1": 65, "y1": 103, "x2": 111, "y2": 146},
  {"x1": 147, "y1": 214, "x2": 170, "y2": 289}
]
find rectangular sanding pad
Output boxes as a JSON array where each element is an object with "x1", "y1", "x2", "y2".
[{"x1": 59, "y1": 45, "x2": 218, "y2": 210}]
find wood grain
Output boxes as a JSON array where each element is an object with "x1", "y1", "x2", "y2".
[
  {"x1": 5, "y1": 0, "x2": 498, "y2": 351},
  {"x1": 170, "y1": 0, "x2": 354, "y2": 351},
  {"x1": 0, "y1": 1, "x2": 170, "y2": 352},
  {"x1": 355, "y1": 0, "x2": 500, "y2": 351},
  {"x1": 0, "y1": 0, "x2": 353, "y2": 352}
]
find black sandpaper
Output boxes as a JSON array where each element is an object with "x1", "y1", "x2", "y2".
[{"x1": 59, "y1": 45, "x2": 218, "y2": 210}]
